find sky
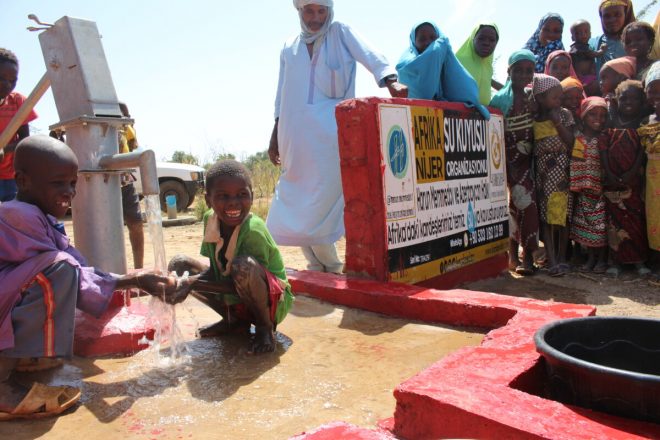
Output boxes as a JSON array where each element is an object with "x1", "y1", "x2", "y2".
[{"x1": 2, "y1": 1, "x2": 657, "y2": 164}]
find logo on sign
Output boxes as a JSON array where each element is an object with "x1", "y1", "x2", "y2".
[
  {"x1": 490, "y1": 127, "x2": 502, "y2": 170},
  {"x1": 387, "y1": 125, "x2": 409, "y2": 179},
  {"x1": 467, "y1": 201, "x2": 477, "y2": 234}
]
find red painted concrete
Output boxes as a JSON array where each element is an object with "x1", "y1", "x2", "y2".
[
  {"x1": 336, "y1": 97, "x2": 507, "y2": 288},
  {"x1": 291, "y1": 422, "x2": 396, "y2": 440},
  {"x1": 74, "y1": 290, "x2": 154, "y2": 357},
  {"x1": 288, "y1": 271, "x2": 660, "y2": 439}
]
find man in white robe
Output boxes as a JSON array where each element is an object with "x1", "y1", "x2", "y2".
[{"x1": 267, "y1": 0, "x2": 407, "y2": 273}]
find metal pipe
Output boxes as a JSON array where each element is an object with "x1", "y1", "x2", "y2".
[
  {"x1": 98, "y1": 149, "x2": 159, "y2": 195},
  {"x1": 0, "y1": 73, "x2": 50, "y2": 151}
]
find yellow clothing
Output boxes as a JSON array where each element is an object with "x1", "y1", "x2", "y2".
[
  {"x1": 533, "y1": 120, "x2": 558, "y2": 141},
  {"x1": 572, "y1": 137, "x2": 587, "y2": 159},
  {"x1": 638, "y1": 121, "x2": 660, "y2": 250},
  {"x1": 547, "y1": 192, "x2": 568, "y2": 226},
  {"x1": 119, "y1": 125, "x2": 137, "y2": 154}
]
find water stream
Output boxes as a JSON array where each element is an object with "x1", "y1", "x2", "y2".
[{"x1": 143, "y1": 194, "x2": 187, "y2": 362}]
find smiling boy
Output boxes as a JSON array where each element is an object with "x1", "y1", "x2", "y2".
[
  {"x1": 168, "y1": 160, "x2": 294, "y2": 354},
  {"x1": 0, "y1": 135, "x2": 176, "y2": 420}
]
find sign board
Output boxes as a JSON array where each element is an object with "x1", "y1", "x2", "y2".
[{"x1": 380, "y1": 104, "x2": 508, "y2": 284}]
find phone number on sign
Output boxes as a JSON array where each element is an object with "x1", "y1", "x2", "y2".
[{"x1": 468, "y1": 223, "x2": 504, "y2": 246}]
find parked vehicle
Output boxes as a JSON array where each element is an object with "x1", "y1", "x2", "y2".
[{"x1": 133, "y1": 160, "x2": 205, "y2": 212}]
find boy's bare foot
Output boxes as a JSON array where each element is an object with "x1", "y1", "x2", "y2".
[
  {"x1": 249, "y1": 326, "x2": 276, "y2": 354},
  {"x1": 197, "y1": 320, "x2": 249, "y2": 338}
]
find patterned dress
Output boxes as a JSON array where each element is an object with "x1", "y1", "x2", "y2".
[
  {"x1": 570, "y1": 132, "x2": 607, "y2": 248},
  {"x1": 534, "y1": 108, "x2": 575, "y2": 226},
  {"x1": 603, "y1": 127, "x2": 648, "y2": 263},
  {"x1": 638, "y1": 121, "x2": 660, "y2": 250},
  {"x1": 504, "y1": 92, "x2": 539, "y2": 250}
]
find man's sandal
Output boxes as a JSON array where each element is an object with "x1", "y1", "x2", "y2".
[
  {"x1": 515, "y1": 265, "x2": 535, "y2": 276},
  {"x1": 15, "y1": 358, "x2": 64, "y2": 373},
  {"x1": 0, "y1": 382, "x2": 80, "y2": 421}
]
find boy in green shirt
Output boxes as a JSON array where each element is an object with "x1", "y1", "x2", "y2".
[{"x1": 169, "y1": 160, "x2": 293, "y2": 353}]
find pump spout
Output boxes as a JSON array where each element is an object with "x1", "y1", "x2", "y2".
[{"x1": 98, "y1": 149, "x2": 159, "y2": 195}]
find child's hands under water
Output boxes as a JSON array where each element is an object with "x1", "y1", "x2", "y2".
[
  {"x1": 164, "y1": 275, "x2": 199, "y2": 305},
  {"x1": 130, "y1": 272, "x2": 179, "y2": 305}
]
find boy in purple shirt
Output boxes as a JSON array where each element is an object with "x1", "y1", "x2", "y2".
[{"x1": 0, "y1": 135, "x2": 177, "y2": 420}]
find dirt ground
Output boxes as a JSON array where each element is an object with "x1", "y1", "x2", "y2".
[{"x1": 71, "y1": 216, "x2": 659, "y2": 319}]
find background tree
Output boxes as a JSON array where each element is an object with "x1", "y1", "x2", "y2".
[{"x1": 170, "y1": 150, "x2": 199, "y2": 165}]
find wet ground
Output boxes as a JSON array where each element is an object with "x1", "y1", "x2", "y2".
[{"x1": 1, "y1": 295, "x2": 483, "y2": 440}]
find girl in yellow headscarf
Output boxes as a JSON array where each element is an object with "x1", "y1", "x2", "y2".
[{"x1": 456, "y1": 23, "x2": 500, "y2": 106}]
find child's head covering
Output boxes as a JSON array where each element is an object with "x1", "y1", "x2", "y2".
[
  {"x1": 524, "y1": 13, "x2": 565, "y2": 73},
  {"x1": 598, "y1": 0, "x2": 636, "y2": 35},
  {"x1": 489, "y1": 49, "x2": 535, "y2": 116},
  {"x1": 456, "y1": 23, "x2": 499, "y2": 105},
  {"x1": 532, "y1": 73, "x2": 561, "y2": 96},
  {"x1": 397, "y1": 21, "x2": 490, "y2": 119},
  {"x1": 580, "y1": 96, "x2": 608, "y2": 118},
  {"x1": 293, "y1": 0, "x2": 334, "y2": 47},
  {"x1": 645, "y1": 61, "x2": 660, "y2": 91},
  {"x1": 544, "y1": 50, "x2": 579, "y2": 80},
  {"x1": 601, "y1": 56, "x2": 637, "y2": 79},
  {"x1": 561, "y1": 77, "x2": 584, "y2": 92}
]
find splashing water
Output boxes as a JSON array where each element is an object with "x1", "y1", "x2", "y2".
[{"x1": 142, "y1": 194, "x2": 187, "y2": 363}]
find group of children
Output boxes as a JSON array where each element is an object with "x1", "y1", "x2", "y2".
[
  {"x1": 490, "y1": 4, "x2": 660, "y2": 277},
  {"x1": 0, "y1": 50, "x2": 292, "y2": 419}
]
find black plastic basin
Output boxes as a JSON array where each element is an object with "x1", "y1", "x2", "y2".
[{"x1": 534, "y1": 316, "x2": 660, "y2": 423}]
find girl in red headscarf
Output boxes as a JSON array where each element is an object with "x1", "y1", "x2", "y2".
[{"x1": 570, "y1": 97, "x2": 609, "y2": 273}]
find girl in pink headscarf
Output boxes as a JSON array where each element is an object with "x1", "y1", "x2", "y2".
[
  {"x1": 544, "y1": 50, "x2": 579, "y2": 81},
  {"x1": 570, "y1": 97, "x2": 609, "y2": 273},
  {"x1": 599, "y1": 56, "x2": 636, "y2": 99}
]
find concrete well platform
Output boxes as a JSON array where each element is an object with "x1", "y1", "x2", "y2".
[{"x1": 289, "y1": 271, "x2": 660, "y2": 440}]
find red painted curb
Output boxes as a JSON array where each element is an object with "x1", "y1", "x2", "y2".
[
  {"x1": 74, "y1": 290, "x2": 154, "y2": 357},
  {"x1": 288, "y1": 271, "x2": 660, "y2": 440}
]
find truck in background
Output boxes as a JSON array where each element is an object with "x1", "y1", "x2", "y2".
[{"x1": 133, "y1": 160, "x2": 205, "y2": 212}]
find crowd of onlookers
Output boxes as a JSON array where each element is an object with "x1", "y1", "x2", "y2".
[{"x1": 471, "y1": 1, "x2": 660, "y2": 279}]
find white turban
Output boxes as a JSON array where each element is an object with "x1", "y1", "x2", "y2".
[
  {"x1": 293, "y1": 0, "x2": 334, "y2": 48},
  {"x1": 292, "y1": 0, "x2": 334, "y2": 9}
]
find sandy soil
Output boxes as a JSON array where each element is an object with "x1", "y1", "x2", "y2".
[{"x1": 67, "y1": 216, "x2": 658, "y2": 318}]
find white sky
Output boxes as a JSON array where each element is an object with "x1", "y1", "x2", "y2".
[{"x1": 2, "y1": 1, "x2": 656, "y2": 163}]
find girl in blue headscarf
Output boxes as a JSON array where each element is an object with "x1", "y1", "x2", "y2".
[
  {"x1": 524, "y1": 13, "x2": 565, "y2": 73},
  {"x1": 489, "y1": 50, "x2": 539, "y2": 275},
  {"x1": 396, "y1": 21, "x2": 489, "y2": 119}
]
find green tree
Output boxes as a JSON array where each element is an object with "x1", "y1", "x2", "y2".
[
  {"x1": 171, "y1": 150, "x2": 199, "y2": 165},
  {"x1": 242, "y1": 150, "x2": 280, "y2": 218}
]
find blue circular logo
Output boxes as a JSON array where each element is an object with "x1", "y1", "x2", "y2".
[
  {"x1": 467, "y1": 201, "x2": 477, "y2": 234},
  {"x1": 387, "y1": 125, "x2": 408, "y2": 179}
]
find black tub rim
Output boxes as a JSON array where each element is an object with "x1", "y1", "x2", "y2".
[{"x1": 534, "y1": 316, "x2": 660, "y2": 382}]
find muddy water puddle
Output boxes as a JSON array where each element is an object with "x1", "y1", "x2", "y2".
[{"x1": 2, "y1": 295, "x2": 483, "y2": 439}]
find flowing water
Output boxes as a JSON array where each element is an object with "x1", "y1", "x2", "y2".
[
  {"x1": 143, "y1": 194, "x2": 186, "y2": 361},
  {"x1": 143, "y1": 194, "x2": 167, "y2": 273},
  {"x1": 3, "y1": 296, "x2": 484, "y2": 440}
]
